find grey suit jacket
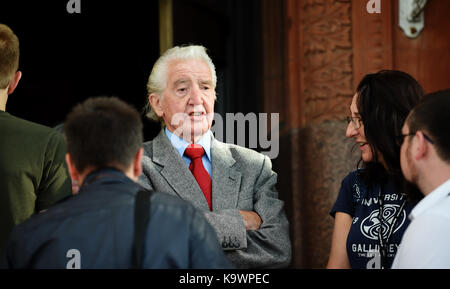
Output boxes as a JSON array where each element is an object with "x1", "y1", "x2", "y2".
[{"x1": 138, "y1": 130, "x2": 291, "y2": 268}]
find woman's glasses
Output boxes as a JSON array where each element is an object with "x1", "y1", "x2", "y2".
[{"x1": 346, "y1": 116, "x2": 362, "y2": 129}]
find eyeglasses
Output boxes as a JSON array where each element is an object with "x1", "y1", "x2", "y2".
[
  {"x1": 395, "y1": 131, "x2": 434, "y2": 146},
  {"x1": 395, "y1": 133, "x2": 415, "y2": 146},
  {"x1": 346, "y1": 116, "x2": 362, "y2": 129}
]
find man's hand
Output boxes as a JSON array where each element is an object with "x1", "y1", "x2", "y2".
[{"x1": 239, "y1": 210, "x2": 262, "y2": 230}]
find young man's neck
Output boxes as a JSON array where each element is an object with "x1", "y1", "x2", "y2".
[
  {"x1": 419, "y1": 163, "x2": 450, "y2": 196},
  {"x1": 78, "y1": 166, "x2": 137, "y2": 185},
  {"x1": 0, "y1": 90, "x2": 7, "y2": 111}
]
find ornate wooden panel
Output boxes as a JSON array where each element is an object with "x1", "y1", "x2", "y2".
[
  {"x1": 352, "y1": 0, "x2": 393, "y2": 89},
  {"x1": 287, "y1": 0, "x2": 353, "y2": 128}
]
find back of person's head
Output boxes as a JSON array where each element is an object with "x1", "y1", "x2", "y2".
[
  {"x1": 0, "y1": 24, "x2": 19, "y2": 89},
  {"x1": 64, "y1": 97, "x2": 143, "y2": 173},
  {"x1": 407, "y1": 89, "x2": 450, "y2": 164},
  {"x1": 356, "y1": 70, "x2": 424, "y2": 183},
  {"x1": 145, "y1": 45, "x2": 216, "y2": 121}
]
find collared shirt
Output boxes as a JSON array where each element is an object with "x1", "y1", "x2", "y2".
[
  {"x1": 408, "y1": 179, "x2": 450, "y2": 221},
  {"x1": 392, "y1": 178, "x2": 450, "y2": 268},
  {"x1": 164, "y1": 127, "x2": 212, "y2": 177}
]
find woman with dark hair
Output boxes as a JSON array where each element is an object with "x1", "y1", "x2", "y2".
[{"x1": 327, "y1": 70, "x2": 425, "y2": 269}]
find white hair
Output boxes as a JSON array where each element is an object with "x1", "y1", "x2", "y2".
[{"x1": 145, "y1": 45, "x2": 217, "y2": 121}]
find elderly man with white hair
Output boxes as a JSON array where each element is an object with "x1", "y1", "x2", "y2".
[{"x1": 138, "y1": 45, "x2": 291, "y2": 268}]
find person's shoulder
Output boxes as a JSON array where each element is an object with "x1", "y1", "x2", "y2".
[
  {"x1": 6, "y1": 114, "x2": 60, "y2": 138},
  {"x1": 142, "y1": 139, "x2": 154, "y2": 157},
  {"x1": 149, "y1": 192, "x2": 204, "y2": 224},
  {"x1": 422, "y1": 196, "x2": 450, "y2": 221},
  {"x1": 337, "y1": 169, "x2": 365, "y2": 195},
  {"x1": 151, "y1": 192, "x2": 195, "y2": 211},
  {"x1": 142, "y1": 130, "x2": 166, "y2": 157},
  {"x1": 17, "y1": 184, "x2": 134, "y2": 232},
  {"x1": 9, "y1": 195, "x2": 74, "y2": 237},
  {"x1": 342, "y1": 169, "x2": 362, "y2": 183},
  {"x1": 142, "y1": 132, "x2": 159, "y2": 146},
  {"x1": 6, "y1": 113, "x2": 50, "y2": 131}
]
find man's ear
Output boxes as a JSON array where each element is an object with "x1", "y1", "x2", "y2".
[
  {"x1": 133, "y1": 147, "x2": 143, "y2": 179},
  {"x1": 415, "y1": 131, "x2": 428, "y2": 161},
  {"x1": 7, "y1": 71, "x2": 22, "y2": 95},
  {"x1": 65, "y1": 154, "x2": 80, "y2": 182},
  {"x1": 149, "y1": 93, "x2": 164, "y2": 117}
]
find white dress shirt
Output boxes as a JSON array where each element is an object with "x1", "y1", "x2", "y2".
[
  {"x1": 392, "y1": 179, "x2": 450, "y2": 268},
  {"x1": 164, "y1": 127, "x2": 212, "y2": 177}
]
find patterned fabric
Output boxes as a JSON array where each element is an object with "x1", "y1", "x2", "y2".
[
  {"x1": 330, "y1": 170, "x2": 413, "y2": 269},
  {"x1": 138, "y1": 130, "x2": 292, "y2": 268}
]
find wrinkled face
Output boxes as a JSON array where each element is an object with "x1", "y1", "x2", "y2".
[
  {"x1": 151, "y1": 59, "x2": 215, "y2": 142},
  {"x1": 346, "y1": 93, "x2": 374, "y2": 162},
  {"x1": 400, "y1": 122, "x2": 417, "y2": 184}
]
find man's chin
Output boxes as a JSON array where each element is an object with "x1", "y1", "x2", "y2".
[
  {"x1": 176, "y1": 127, "x2": 208, "y2": 143},
  {"x1": 191, "y1": 127, "x2": 208, "y2": 140},
  {"x1": 361, "y1": 155, "x2": 373, "y2": 163},
  {"x1": 189, "y1": 121, "x2": 209, "y2": 132}
]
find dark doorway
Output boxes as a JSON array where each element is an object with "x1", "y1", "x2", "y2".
[
  {"x1": 1, "y1": 0, "x2": 161, "y2": 140},
  {"x1": 173, "y1": 0, "x2": 263, "y2": 115},
  {"x1": 172, "y1": 0, "x2": 263, "y2": 146},
  {"x1": 1, "y1": 0, "x2": 264, "y2": 142}
]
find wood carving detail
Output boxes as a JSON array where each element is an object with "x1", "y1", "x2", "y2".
[
  {"x1": 300, "y1": 0, "x2": 353, "y2": 124},
  {"x1": 365, "y1": 10, "x2": 388, "y2": 73}
]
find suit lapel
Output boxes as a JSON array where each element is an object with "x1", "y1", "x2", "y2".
[
  {"x1": 211, "y1": 139, "x2": 241, "y2": 211},
  {"x1": 152, "y1": 131, "x2": 210, "y2": 210}
]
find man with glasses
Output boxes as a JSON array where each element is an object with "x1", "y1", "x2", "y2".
[{"x1": 392, "y1": 89, "x2": 450, "y2": 268}]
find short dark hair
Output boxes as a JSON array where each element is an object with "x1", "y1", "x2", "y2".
[
  {"x1": 356, "y1": 70, "x2": 424, "y2": 187},
  {"x1": 407, "y1": 89, "x2": 450, "y2": 163},
  {"x1": 64, "y1": 97, "x2": 143, "y2": 173},
  {"x1": 0, "y1": 24, "x2": 20, "y2": 89}
]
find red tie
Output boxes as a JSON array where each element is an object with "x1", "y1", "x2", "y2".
[{"x1": 184, "y1": 144, "x2": 212, "y2": 211}]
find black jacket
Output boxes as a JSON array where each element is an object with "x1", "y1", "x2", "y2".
[{"x1": 2, "y1": 168, "x2": 232, "y2": 269}]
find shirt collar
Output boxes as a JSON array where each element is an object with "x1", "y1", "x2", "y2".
[
  {"x1": 81, "y1": 168, "x2": 132, "y2": 188},
  {"x1": 164, "y1": 127, "x2": 212, "y2": 161},
  {"x1": 409, "y1": 178, "x2": 450, "y2": 221}
]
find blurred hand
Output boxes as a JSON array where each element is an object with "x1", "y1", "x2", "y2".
[
  {"x1": 72, "y1": 179, "x2": 80, "y2": 194},
  {"x1": 239, "y1": 210, "x2": 262, "y2": 230}
]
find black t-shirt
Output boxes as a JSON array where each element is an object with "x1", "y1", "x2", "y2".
[{"x1": 331, "y1": 170, "x2": 413, "y2": 269}]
